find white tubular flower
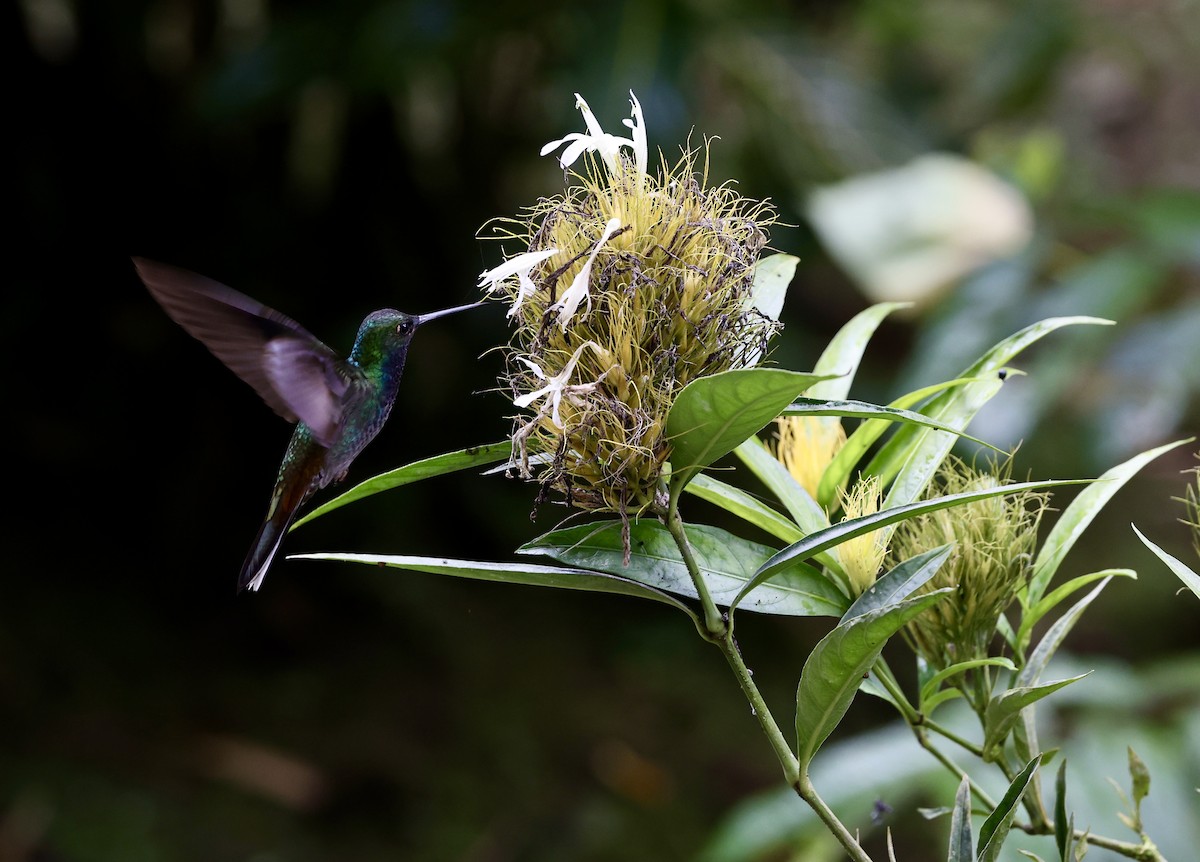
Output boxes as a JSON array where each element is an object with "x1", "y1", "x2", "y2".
[
  {"x1": 622, "y1": 90, "x2": 647, "y2": 177},
  {"x1": 513, "y1": 340, "x2": 604, "y2": 429},
  {"x1": 552, "y1": 217, "x2": 621, "y2": 328},
  {"x1": 478, "y1": 248, "x2": 559, "y2": 318},
  {"x1": 540, "y1": 93, "x2": 636, "y2": 173}
]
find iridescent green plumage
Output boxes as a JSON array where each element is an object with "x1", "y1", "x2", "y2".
[{"x1": 135, "y1": 258, "x2": 481, "y2": 592}]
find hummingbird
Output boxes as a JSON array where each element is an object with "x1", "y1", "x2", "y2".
[{"x1": 134, "y1": 257, "x2": 483, "y2": 592}]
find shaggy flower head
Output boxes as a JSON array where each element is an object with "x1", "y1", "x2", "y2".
[
  {"x1": 839, "y1": 475, "x2": 887, "y2": 595},
  {"x1": 773, "y1": 416, "x2": 846, "y2": 499},
  {"x1": 889, "y1": 458, "x2": 1048, "y2": 674},
  {"x1": 483, "y1": 91, "x2": 779, "y2": 516}
]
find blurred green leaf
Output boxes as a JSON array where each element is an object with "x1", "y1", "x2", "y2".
[
  {"x1": 1127, "y1": 746, "x2": 1150, "y2": 818},
  {"x1": 920, "y1": 658, "x2": 1016, "y2": 716}
]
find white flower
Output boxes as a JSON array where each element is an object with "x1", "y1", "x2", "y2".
[
  {"x1": 622, "y1": 90, "x2": 647, "y2": 177},
  {"x1": 551, "y1": 217, "x2": 621, "y2": 329},
  {"x1": 540, "y1": 91, "x2": 647, "y2": 176},
  {"x1": 513, "y1": 340, "x2": 604, "y2": 429},
  {"x1": 478, "y1": 248, "x2": 559, "y2": 318}
]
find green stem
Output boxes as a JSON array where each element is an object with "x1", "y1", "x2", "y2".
[
  {"x1": 796, "y1": 772, "x2": 874, "y2": 862},
  {"x1": 661, "y1": 488, "x2": 871, "y2": 862},
  {"x1": 663, "y1": 492, "x2": 725, "y2": 638},
  {"x1": 913, "y1": 727, "x2": 998, "y2": 812},
  {"x1": 922, "y1": 718, "x2": 985, "y2": 758}
]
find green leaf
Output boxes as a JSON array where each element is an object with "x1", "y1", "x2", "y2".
[
  {"x1": 292, "y1": 441, "x2": 511, "y2": 529},
  {"x1": 979, "y1": 754, "x2": 1044, "y2": 862},
  {"x1": 735, "y1": 479, "x2": 1085, "y2": 612},
  {"x1": 808, "y1": 301, "x2": 910, "y2": 400},
  {"x1": 843, "y1": 544, "x2": 953, "y2": 621},
  {"x1": 1027, "y1": 437, "x2": 1192, "y2": 607},
  {"x1": 947, "y1": 777, "x2": 975, "y2": 862},
  {"x1": 781, "y1": 398, "x2": 1000, "y2": 452},
  {"x1": 983, "y1": 674, "x2": 1091, "y2": 756},
  {"x1": 1133, "y1": 525, "x2": 1200, "y2": 600},
  {"x1": 519, "y1": 520, "x2": 848, "y2": 616},
  {"x1": 733, "y1": 436, "x2": 831, "y2": 537},
  {"x1": 871, "y1": 317, "x2": 1112, "y2": 509},
  {"x1": 1128, "y1": 746, "x2": 1151, "y2": 811},
  {"x1": 747, "y1": 253, "x2": 798, "y2": 322},
  {"x1": 795, "y1": 589, "x2": 950, "y2": 771},
  {"x1": 684, "y1": 473, "x2": 804, "y2": 544},
  {"x1": 1018, "y1": 578, "x2": 1112, "y2": 689},
  {"x1": 817, "y1": 378, "x2": 977, "y2": 510},
  {"x1": 287, "y1": 553, "x2": 698, "y2": 622},
  {"x1": 919, "y1": 658, "x2": 1017, "y2": 714},
  {"x1": 1018, "y1": 569, "x2": 1136, "y2": 649},
  {"x1": 666, "y1": 368, "x2": 837, "y2": 492},
  {"x1": 1055, "y1": 760, "x2": 1070, "y2": 861}
]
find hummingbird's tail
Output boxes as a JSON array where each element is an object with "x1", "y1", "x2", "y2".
[{"x1": 239, "y1": 483, "x2": 307, "y2": 593}]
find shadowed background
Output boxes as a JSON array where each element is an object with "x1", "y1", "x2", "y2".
[{"x1": 6, "y1": 0, "x2": 1199, "y2": 859}]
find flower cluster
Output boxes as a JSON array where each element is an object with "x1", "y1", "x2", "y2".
[
  {"x1": 889, "y1": 458, "x2": 1048, "y2": 673},
  {"x1": 480, "y1": 92, "x2": 779, "y2": 516}
]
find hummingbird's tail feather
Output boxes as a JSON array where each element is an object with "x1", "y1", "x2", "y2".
[{"x1": 238, "y1": 482, "x2": 308, "y2": 593}]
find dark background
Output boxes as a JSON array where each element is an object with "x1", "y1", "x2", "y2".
[{"x1": 6, "y1": 1, "x2": 1198, "y2": 860}]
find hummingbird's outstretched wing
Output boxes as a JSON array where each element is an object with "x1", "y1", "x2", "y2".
[{"x1": 134, "y1": 257, "x2": 358, "y2": 446}]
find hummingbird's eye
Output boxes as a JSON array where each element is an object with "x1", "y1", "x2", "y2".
[{"x1": 396, "y1": 319, "x2": 414, "y2": 335}]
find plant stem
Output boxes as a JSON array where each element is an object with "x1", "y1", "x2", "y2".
[
  {"x1": 661, "y1": 489, "x2": 873, "y2": 862},
  {"x1": 663, "y1": 494, "x2": 725, "y2": 638},
  {"x1": 922, "y1": 718, "x2": 985, "y2": 758},
  {"x1": 796, "y1": 772, "x2": 874, "y2": 862}
]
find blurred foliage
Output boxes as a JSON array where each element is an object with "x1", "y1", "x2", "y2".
[{"x1": 6, "y1": 0, "x2": 1198, "y2": 860}]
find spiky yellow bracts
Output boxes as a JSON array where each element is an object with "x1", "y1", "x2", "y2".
[{"x1": 480, "y1": 92, "x2": 779, "y2": 517}]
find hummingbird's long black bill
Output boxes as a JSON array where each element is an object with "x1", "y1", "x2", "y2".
[{"x1": 415, "y1": 300, "x2": 486, "y2": 325}]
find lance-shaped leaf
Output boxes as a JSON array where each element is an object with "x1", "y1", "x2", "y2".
[
  {"x1": 665, "y1": 368, "x2": 837, "y2": 492},
  {"x1": 293, "y1": 441, "x2": 511, "y2": 528},
  {"x1": 947, "y1": 777, "x2": 975, "y2": 862},
  {"x1": 817, "y1": 378, "x2": 977, "y2": 510},
  {"x1": 807, "y1": 301, "x2": 910, "y2": 401},
  {"x1": 520, "y1": 520, "x2": 848, "y2": 616},
  {"x1": 1133, "y1": 524, "x2": 1200, "y2": 601},
  {"x1": 1018, "y1": 577, "x2": 1112, "y2": 689},
  {"x1": 1027, "y1": 437, "x2": 1191, "y2": 608},
  {"x1": 780, "y1": 398, "x2": 999, "y2": 453},
  {"x1": 979, "y1": 754, "x2": 1044, "y2": 862},
  {"x1": 982, "y1": 674, "x2": 1090, "y2": 757},
  {"x1": 288, "y1": 553, "x2": 697, "y2": 623},
  {"x1": 919, "y1": 658, "x2": 1016, "y2": 716},
  {"x1": 795, "y1": 589, "x2": 951, "y2": 772},
  {"x1": 1016, "y1": 569, "x2": 1136, "y2": 650},
  {"x1": 842, "y1": 544, "x2": 952, "y2": 621},
  {"x1": 735, "y1": 479, "x2": 1086, "y2": 612},
  {"x1": 746, "y1": 253, "x2": 798, "y2": 322},
  {"x1": 684, "y1": 473, "x2": 804, "y2": 544},
  {"x1": 870, "y1": 317, "x2": 1112, "y2": 509},
  {"x1": 734, "y1": 436, "x2": 831, "y2": 539},
  {"x1": 1054, "y1": 760, "x2": 1071, "y2": 861}
]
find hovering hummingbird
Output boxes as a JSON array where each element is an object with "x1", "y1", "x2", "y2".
[{"x1": 134, "y1": 257, "x2": 483, "y2": 592}]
